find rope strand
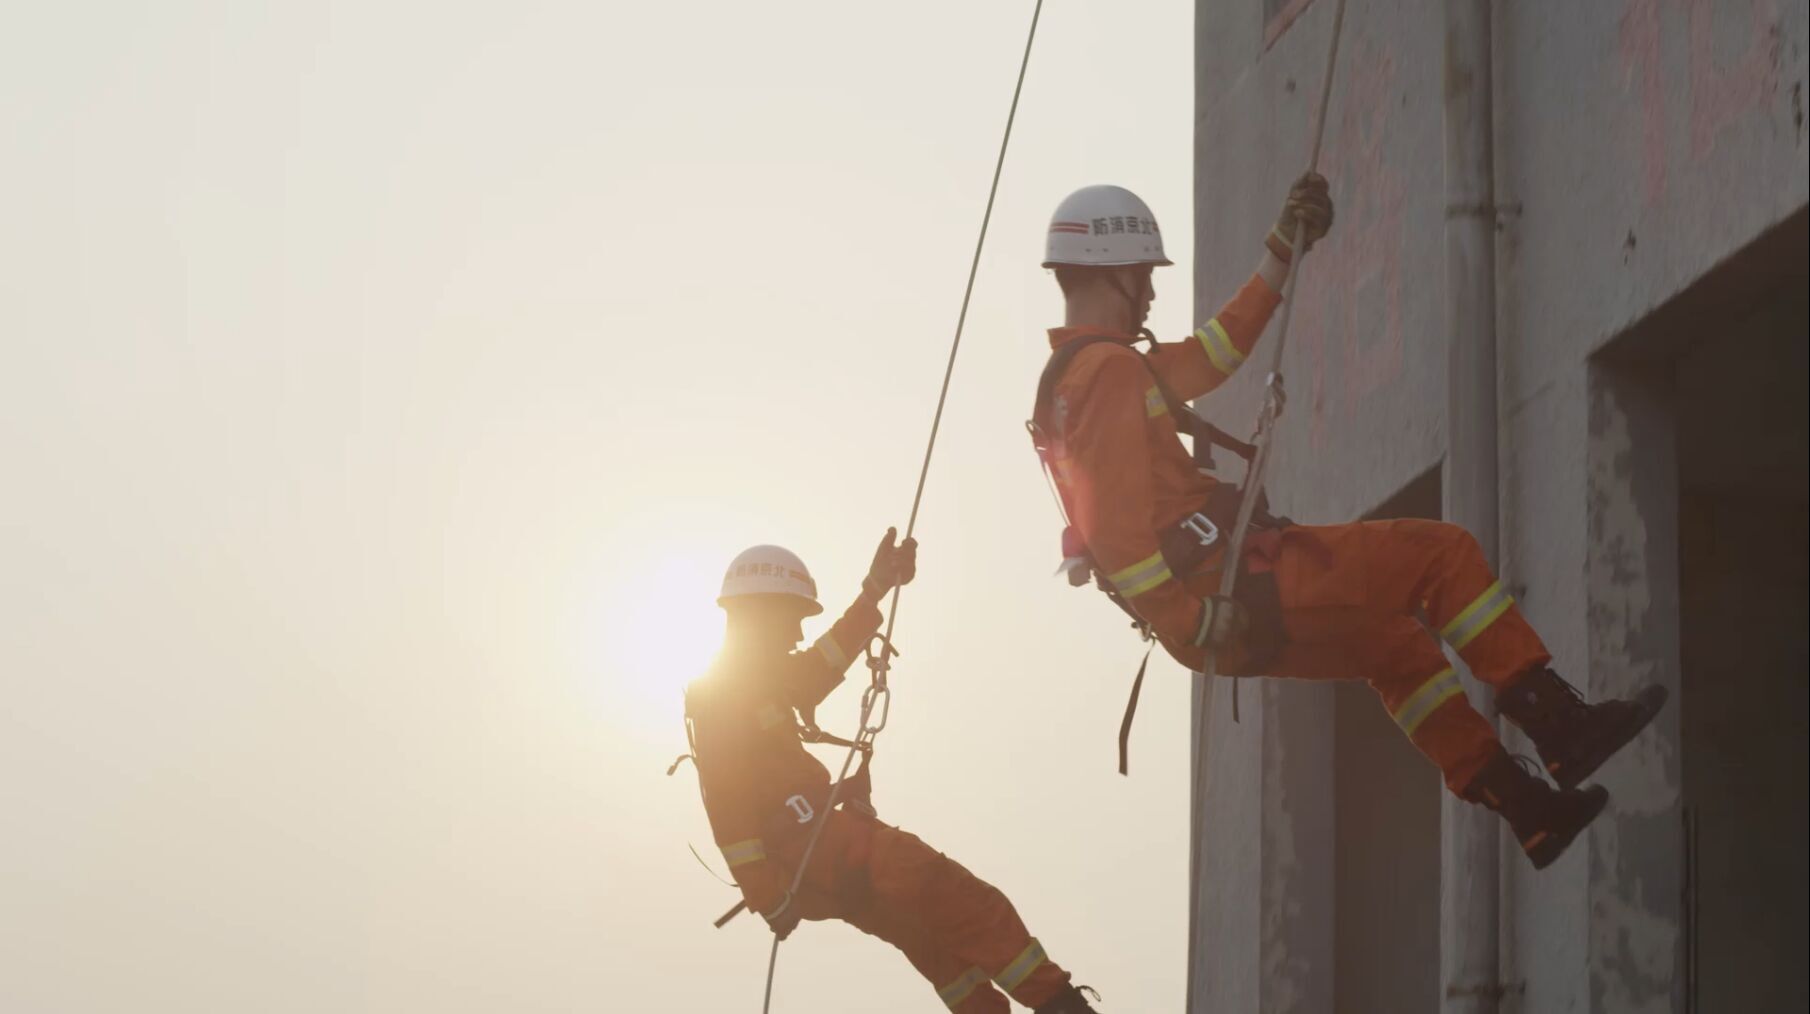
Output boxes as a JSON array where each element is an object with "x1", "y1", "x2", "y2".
[
  {"x1": 760, "y1": 3, "x2": 1045, "y2": 1009},
  {"x1": 1185, "y1": 1, "x2": 1348, "y2": 1009}
]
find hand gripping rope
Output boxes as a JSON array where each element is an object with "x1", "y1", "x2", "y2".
[
  {"x1": 757, "y1": 3, "x2": 1045, "y2": 1010},
  {"x1": 1185, "y1": 0, "x2": 1348, "y2": 1009}
]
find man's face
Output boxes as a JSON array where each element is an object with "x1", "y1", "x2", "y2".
[
  {"x1": 728, "y1": 596, "x2": 810, "y2": 653},
  {"x1": 1126, "y1": 266, "x2": 1155, "y2": 328},
  {"x1": 774, "y1": 608, "x2": 805, "y2": 649}
]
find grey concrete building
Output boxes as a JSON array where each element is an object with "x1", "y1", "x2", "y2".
[{"x1": 1186, "y1": 1, "x2": 1807, "y2": 1011}]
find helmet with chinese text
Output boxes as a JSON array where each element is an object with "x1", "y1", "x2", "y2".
[
  {"x1": 717, "y1": 545, "x2": 823, "y2": 616},
  {"x1": 1043, "y1": 185, "x2": 1171, "y2": 268}
]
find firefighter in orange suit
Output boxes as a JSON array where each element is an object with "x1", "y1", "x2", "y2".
[
  {"x1": 1030, "y1": 180, "x2": 1666, "y2": 869},
  {"x1": 684, "y1": 534, "x2": 1100, "y2": 1013}
]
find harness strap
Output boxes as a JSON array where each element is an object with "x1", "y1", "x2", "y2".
[
  {"x1": 1181, "y1": 412, "x2": 1256, "y2": 462},
  {"x1": 796, "y1": 713, "x2": 869, "y2": 753},
  {"x1": 711, "y1": 762, "x2": 879, "y2": 930},
  {"x1": 1030, "y1": 334, "x2": 1255, "y2": 464},
  {"x1": 683, "y1": 688, "x2": 880, "y2": 930},
  {"x1": 1118, "y1": 644, "x2": 1154, "y2": 776},
  {"x1": 1030, "y1": 336, "x2": 1294, "y2": 774}
]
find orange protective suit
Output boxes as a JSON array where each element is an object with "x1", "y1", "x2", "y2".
[
  {"x1": 686, "y1": 593, "x2": 1071, "y2": 1012},
  {"x1": 1043, "y1": 273, "x2": 1551, "y2": 792}
]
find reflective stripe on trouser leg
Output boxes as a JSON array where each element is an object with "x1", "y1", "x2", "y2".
[
  {"x1": 1383, "y1": 662, "x2": 1501, "y2": 795},
  {"x1": 1391, "y1": 667, "x2": 1464, "y2": 737},
  {"x1": 1105, "y1": 551, "x2": 1173, "y2": 599},
  {"x1": 1439, "y1": 580, "x2": 1515, "y2": 651},
  {"x1": 993, "y1": 938, "x2": 1048, "y2": 998},
  {"x1": 1434, "y1": 575, "x2": 1552, "y2": 687},
  {"x1": 938, "y1": 967, "x2": 989, "y2": 1011},
  {"x1": 719, "y1": 838, "x2": 766, "y2": 868}
]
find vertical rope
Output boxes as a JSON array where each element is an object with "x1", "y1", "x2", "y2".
[
  {"x1": 759, "y1": 3, "x2": 1045, "y2": 1009},
  {"x1": 1185, "y1": 1, "x2": 1349, "y2": 1008}
]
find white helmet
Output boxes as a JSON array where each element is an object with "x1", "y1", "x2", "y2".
[
  {"x1": 717, "y1": 544, "x2": 822, "y2": 616},
  {"x1": 1042, "y1": 185, "x2": 1172, "y2": 268}
]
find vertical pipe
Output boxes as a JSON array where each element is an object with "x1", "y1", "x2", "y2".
[{"x1": 1441, "y1": 2, "x2": 1501, "y2": 1013}]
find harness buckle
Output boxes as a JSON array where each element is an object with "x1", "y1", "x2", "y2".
[{"x1": 1179, "y1": 511, "x2": 1220, "y2": 549}]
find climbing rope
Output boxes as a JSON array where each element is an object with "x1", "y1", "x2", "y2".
[
  {"x1": 1185, "y1": 0, "x2": 1348, "y2": 1008},
  {"x1": 759, "y1": 2, "x2": 1045, "y2": 1010}
]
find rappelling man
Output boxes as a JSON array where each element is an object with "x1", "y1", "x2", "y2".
[
  {"x1": 683, "y1": 531, "x2": 1101, "y2": 1012},
  {"x1": 1028, "y1": 177, "x2": 1666, "y2": 868}
]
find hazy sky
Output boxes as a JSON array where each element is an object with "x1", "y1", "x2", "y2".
[{"x1": 2, "y1": 2, "x2": 1236, "y2": 1010}]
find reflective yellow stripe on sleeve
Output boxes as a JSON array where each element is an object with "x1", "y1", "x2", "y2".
[
  {"x1": 938, "y1": 967, "x2": 988, "y2": 1010},
  {"x1": 1194, "y1": 317, "x2": 1245, "y2": 375},
  {"x1": 994, "y1": 938, "x2": 1048, "y2": 995},
  {"x1": 1105, "y1": 550, "x2": 1173, "y2": 599},
  {"x1": 1439, "y1": 581, "x2": 1515, "y2": 650},
  {"x1": 814, "y1": 634, "x2": 850, "y2": 672},
  {"x1": 720, "y1": 838, "x2": 767, "y2": 869},
  {"x1": 1391, "y1": 667, "x2": 1463, "y2": 737}
]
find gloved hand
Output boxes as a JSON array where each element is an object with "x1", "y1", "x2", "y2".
[
  {"x1": 1192, "y1": 594, "x2": 1250, "y2": 651},
  {"x1": 1266, "y1": 171, "x2": 1334, "y2": 262},
  {"x1": 862, "y1": 527, "x2": 918, "y2": 599},
  {"x1": 763, "y1": 892, "x2": 801, "y2": 941}
]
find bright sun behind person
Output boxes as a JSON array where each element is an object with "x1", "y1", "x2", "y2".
[{"x1": 594, "y1": 548, "x2": 728, "y2": 720}]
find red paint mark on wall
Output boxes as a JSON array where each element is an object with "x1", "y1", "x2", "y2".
[
  {"x1": 1687, "y1": 0, "x2": 1781, "y2": 159},
  {"x1": 1291, "y1": 36, "x2": 1407, "y2": 445},
  {"x1": 1619, "y1": 0, "x2": 1668, "y2": 205},
  {"x1": 1619, "y1": 0, "x2": 1782, "y2": 206}
]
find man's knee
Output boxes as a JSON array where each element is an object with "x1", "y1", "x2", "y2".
[{"x1": 1418, "y1": 519, "x2": 1486, "y2": 559}]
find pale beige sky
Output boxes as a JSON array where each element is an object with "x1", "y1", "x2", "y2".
[{"x1": 0, "y1": 2, "x2": 1258, "y2": 1011}]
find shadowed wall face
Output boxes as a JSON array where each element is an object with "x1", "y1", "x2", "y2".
[
  {"x1": 1677, "y1": 277, "x2": 1808, "y2": 1013},
  {"x1": 1334, "y1": 469, "x2": 1441, "y2": 1014}
]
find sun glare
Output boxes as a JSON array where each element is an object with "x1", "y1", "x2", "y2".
[{"x1": 592, "y1": 549, "x2": 726, "y2": 717}]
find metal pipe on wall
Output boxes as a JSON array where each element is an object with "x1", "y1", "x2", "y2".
[{"x1": 1441, "y1": 1, "x2": 1503, "y2": 1012}]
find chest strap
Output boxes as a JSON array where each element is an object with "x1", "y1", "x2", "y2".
[{"x1": 1029, "y1": 334, "x2": 1256, "y2": 465}]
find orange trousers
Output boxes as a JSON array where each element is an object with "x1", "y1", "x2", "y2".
[
  {"x1": 1201, "y1": 519, "x2": 1550, "y2": 793},
  {"x1": 776, "y1": 810, "x2": 1070, "y2": 1013}
]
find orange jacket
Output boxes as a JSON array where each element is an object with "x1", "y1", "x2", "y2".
[
  {"x1": 684, "y1": 593, "x2": 881, "y2": 915},
  {"x1": 1042, "y1": 272, "x2": 1281, "y2": 669}
]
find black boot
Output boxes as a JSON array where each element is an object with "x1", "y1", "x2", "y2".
[
  {"x1": 1497, "y1": 667, "x2": 1667, "y2": 790},
  {"x1": 1464, "y1": 748, "x2": 1608, "y2": 870},
  {"x1": 1034, "y1": 984, "x2": 1102, "y2": 1014}
]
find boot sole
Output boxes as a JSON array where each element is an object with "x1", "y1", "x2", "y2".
[
  {"x1": 1551, "y1": 685, "x2": 1669, "y2": 790},
  {"x1": 1524, "y1": 785, "x2": 1610, "y2": 870}
]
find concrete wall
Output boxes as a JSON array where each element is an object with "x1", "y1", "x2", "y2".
[
  {"x1": 1579, "y1": 352, "x2": 1683, "y2": 1014},
  {"x1": 1192, "y1": 0, "x2": 1808, "y2": 1009},
  {"x1": 1194, "y1": 0, "x2": 1450, "y2": 525}
]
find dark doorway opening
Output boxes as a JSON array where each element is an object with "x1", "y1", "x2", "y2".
[
  {"x1": 1333, "y1": 467, "x2": 1442, "y2": 1014},
  {"x1": 1674, "y1": 217, "x2": 1808, "y2": 1012}
]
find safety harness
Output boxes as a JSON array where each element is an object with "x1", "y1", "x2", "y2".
[
  {"x1": 1025, "y1": 334, "x2": 1288, "y2": 774},
  {"x1": 671, "y1": 684, "x2": 879, "y2": 929}
]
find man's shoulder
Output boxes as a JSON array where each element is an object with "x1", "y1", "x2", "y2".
[
  {"x1": 1059, "y1": 338, "x2": 1149, "y2": 390},
  {"x1": 684, "y1": 669, "x2": 748, "y2": 720},
  {"x1": 687, "y1": 669, "x2": 791, "y2": 728}
]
